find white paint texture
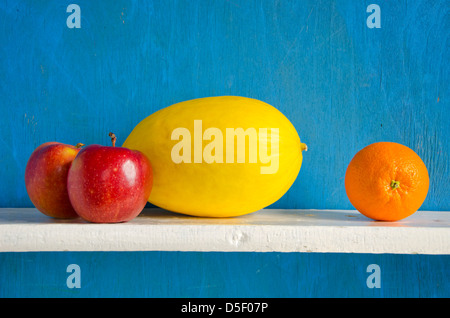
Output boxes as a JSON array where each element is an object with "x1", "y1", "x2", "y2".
[{"x1": 0, "y1": 208, "x2": 449, "y2": 254}]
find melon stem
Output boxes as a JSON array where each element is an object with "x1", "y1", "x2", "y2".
[{"x1": 301, "y1": 143, "x2": 308, "y2": 152}]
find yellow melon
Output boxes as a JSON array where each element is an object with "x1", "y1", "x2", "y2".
[{"x1": 123, "y1": 96, "x2": 307, "y2": 217}]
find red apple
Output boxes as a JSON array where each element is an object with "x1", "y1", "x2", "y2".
[
  {"x1": 25, "y1": 142, "x2": 84, "y2": 218},
  {"x1": 67, "y1": 133, "x2": 153, "y2": 223}
]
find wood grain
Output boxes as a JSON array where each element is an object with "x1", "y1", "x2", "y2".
[{"x1": 1, "y1": 208, "x2": 449, "y2": 254}]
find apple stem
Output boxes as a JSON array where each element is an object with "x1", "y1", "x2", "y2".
[
  {"x1": 109, "y1": 132, "x2": 117, "y2": 147},
  {"x1": 75, "y1": 143, "x2": 85, "y2": 149}
]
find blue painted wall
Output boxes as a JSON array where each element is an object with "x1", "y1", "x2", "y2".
[
  {"x1": 1, "y1": 252, "x2": 448, "y2": 298},
  {"x1": 0, "y1": 0, "x2": 448, "y2": 210}
]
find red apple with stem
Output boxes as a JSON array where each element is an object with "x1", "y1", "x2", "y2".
[
  {"x1": 67, "y1": 132, "x2": 153, "y2": 223},
  {"x1": 25, "y1": 142, "x2": 84, "y2": 218}
]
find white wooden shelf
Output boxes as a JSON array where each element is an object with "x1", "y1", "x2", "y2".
[{"x1": 0, "y1": 208, "x2": 449, "y2": 254}]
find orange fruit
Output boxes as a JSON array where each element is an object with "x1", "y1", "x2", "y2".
[{"x1": 345, "y1": 142, "x2": 429, "y2": 221}]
